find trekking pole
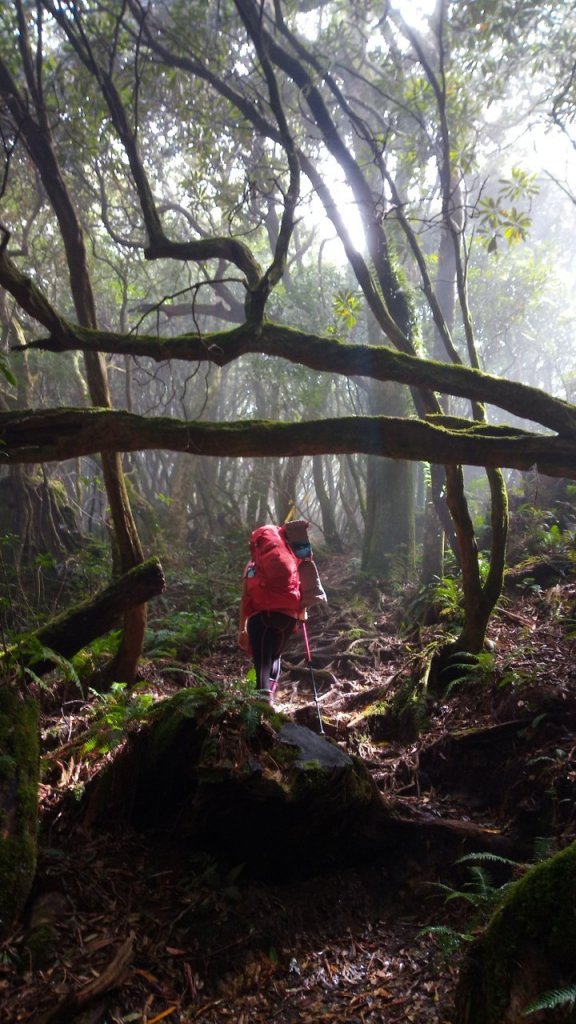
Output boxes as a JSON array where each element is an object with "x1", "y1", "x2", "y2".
[{"x1": 301, "y1": 620, "x2": 325, "y2": 735}]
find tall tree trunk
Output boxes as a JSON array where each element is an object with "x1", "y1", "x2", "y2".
[
  {"x1": 246, "y1": 458, "x2": 273, "y2": 527},
  {"x1": 421, "y1": 466, "x2": 445, "y2": 583},
  {"x1": 0, "y1": 33, "x2": 146, "y2": 684},
  {"x1": 313, "y1": 455, "x2": 344, "y2": 551},
  {"x1": 274, "y1": 455, "x2": 304, "y2": 524},
  {"x1": 361, "y1": 381, "x2": 416, "y2": 580},
  {"x1": 445, "y1": 465, "x2": 508, "y2": 654},
  {"x1": 0, "y1": 683, "x2": 40, "y2": 937}
]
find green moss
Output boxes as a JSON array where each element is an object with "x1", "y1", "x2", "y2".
[
  {"x1": 289, "y1": 763, "x2": 333, "y2": 801},
  {"x1": 0, "y1": 753, "x2": 17, "y2": 779},
  {"x1": 357, "y1": 674, "x2": 429, "y2": 744},
  {"x1": 497, "y1": 843, "x2": 576, "y2": 964},
  {"x1": 289, "y1": 757, "x2": 375, "y2": 809},
  {"x1": 0, "y1": 687, "x2": 40, "y2": 935},
  {"x1": 147, "y1": 686, "x2": 216, "y2": 760},
  {"x1": 458, "y1": 843, "x2": 576, "y2": 1024},
  {"x1": 389, "y1": 675, "x2": 429, "y2": 740},
  {"x1": 347, "y1": 754, "x2": 380, "y2": 804},
  {"x1": 271, "y1": 743, "x2": 299, "y2": 769}
]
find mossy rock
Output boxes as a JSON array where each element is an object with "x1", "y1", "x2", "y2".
[
  {"x1": 455, "y1": 842, "x2": 576, "y2": 1024},
  {"x1": 82, "y1": 686, "x2": 385, "y2": 879}
]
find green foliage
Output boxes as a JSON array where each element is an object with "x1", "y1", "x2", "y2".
[
  {"x1": 244, "y1": 666, "x2": 257, "y2": 686},
  {"x1": 329, "y1": 288, "x2": 363, "y2": 334},
  {"x1": 0, "y1": 533, "x2": 111, "y2": 636},
  {"x1": 403, "y1": 574, "x2": 463, "y2": 631},
  {"x1": 384, "y1": 671, "x2": 430, "y2": 742},
  {"x1": 441, "y1": 650, "x2": 495, "y2": 695},
  {"x1": 71, "y1": 631, "x2": 121, "y2": 677},
  {"x1": 430, "y1": 575, "x2": 462, "y2": 618},
  {"x1": 425, "y1": 851, "x2": 523, "y2": 964},
  {"x1": 153, "y1": 677, "x2": 262, "y2": 729},
  {"x1": 523, "y1": 986, "x2": 576, "y2": 1016},
  {"x1": 81, "y1": 682, "x2": 155, "y2": 755},
  {"x1": 508, "y1": 504, "x2": 575, "y2": 562},
  {"x1": 476, "y1": 167, "x2": 539, "y2": 252},
  {"x1": 145, "y1": 607, "x2": 225, "y2": 659},
  {"x1": 497, "y1": 664, "x2": 536, "y2": 689},
  {"x1": 2, "y1": 634, "x2": 82, "y2": 691},
  {"x1": 0, "y1": 353, "x2": 16, "y2": 387},
  {"x1": 239, "y1": 701, "x2": 260, "y2": 738},
  {"x1": 418, "y1": 924, "x2": 475, "y2": 962},
  {"x1": 432, "y1": 852, "x2": 519, "y2": 913}
]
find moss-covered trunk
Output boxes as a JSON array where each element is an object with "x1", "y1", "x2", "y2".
[
  {"x1": 445, "y1": 464, "x2": 508, "y2": 654},
  {"x1": 455, "y1": 842, "x2": 576, "y2": 1024},
  {"x1": 0, "y1": 684, "x2": 40, "y2": 936}
]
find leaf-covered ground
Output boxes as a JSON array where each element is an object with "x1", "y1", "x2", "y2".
[{"x1": 2, "y1": 559, "x2": 576, "y2": 1024}]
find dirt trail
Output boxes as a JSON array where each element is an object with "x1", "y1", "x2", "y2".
[{"x1": 2, "y1": 577, "x2": 576, "y2": 1024}]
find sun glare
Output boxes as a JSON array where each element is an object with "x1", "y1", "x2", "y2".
[
  {"x1": 391, "y1": 0, "x2": 437, "y2": 30},
  {"x1": 310, "y1": 156, "x2": 366, "y2": 265}
]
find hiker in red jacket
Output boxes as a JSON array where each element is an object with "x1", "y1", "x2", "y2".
[
  {"x1": 238, "y1": 525, "x2": 304, "y2": 703},
  {"x1": 239, "y1": 522, "x2": 327, "y2": 704}
]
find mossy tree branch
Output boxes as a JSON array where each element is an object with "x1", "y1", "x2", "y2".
[
  {"x1": 14, "y1": 319, "x2": 576, "y2": 440},
  {"x1": 0, "y1": 408, "x2": 574, "y2": 477}
]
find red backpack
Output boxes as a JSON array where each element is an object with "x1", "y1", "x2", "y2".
[{"x1": 245, "y1": 524, "x2": 301, "y2": 615}]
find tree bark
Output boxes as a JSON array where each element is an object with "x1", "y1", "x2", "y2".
[
  {"x1": 0, "y1": 42, "x2": 146, "y2": 685},
  {"x1": 3, "y1": 287, "x2": 574, "y2": 439},
  {"x1": 0, "y1": 407, "x2": 574, "y2": 478},
  {"x1": 4, "y1": 557, "x2": 165, "y2": 679},
  {"x1": 0, "y1": 684, "x2": 40, "y2": 936},
  {"x1": 313, "y1": 455, "x2": 344, "y2": 551},
  {"x1": 273, "y1": 455, "x2": 304, "y2": 524}
]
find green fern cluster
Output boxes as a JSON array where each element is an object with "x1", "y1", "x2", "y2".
[
  {"x1": 422, "y1": 852, "x2": 522, "y2": 963},
  {"x1": 82, "y1": 682, "x2": 155, "y2": 755},
  {"x1": 145, "y1": 607, "x2": 225, "y2": 659},
  {"x1": 433, "y1": 852, "x2": 520, "y2": 912}
]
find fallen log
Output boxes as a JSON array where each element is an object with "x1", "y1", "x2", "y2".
[{"x1": 4, "y1": 556, "x2": 165, "y2": 676}]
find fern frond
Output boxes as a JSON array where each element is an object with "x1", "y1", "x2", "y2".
[
  {"x1": 523, "y1": 985, "x2": 576, "y2": 1015},
  {"x1": 456, "y1": 852, "x2": 521, "y2": 869},
  {"x1": 240, "y1": 704, "x2": 260, "y2": 737}
]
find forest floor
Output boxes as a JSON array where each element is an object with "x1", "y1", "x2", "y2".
[{"x1": 2, "y1": 555, "x2": 576, "y2": 1024}]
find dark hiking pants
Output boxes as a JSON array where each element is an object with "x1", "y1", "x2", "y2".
[{"x1": 247, "y1": 611, "x2": 297, "y2": 701}]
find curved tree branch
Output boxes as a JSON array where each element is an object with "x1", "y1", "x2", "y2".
[
  {"x1": 0, "y1": 407, "x2": 573, "y2": 477},
  {"x1": 10, "y1": 321, "x2": 575, "y2": 441}
]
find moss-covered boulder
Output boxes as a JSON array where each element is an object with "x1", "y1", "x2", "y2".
[
  {"x1": 0, "y1": 685, "x2": 40, "y2": 936},
  {"x1": 82, "y1": 684, "x2": 520, "y2": 882},
  {"x1": 82, "y1": 685, "x2": 385, "y2": 878},
  {"x1": 455, "y1": 842, "x2": 576, "y2": 1024}
]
